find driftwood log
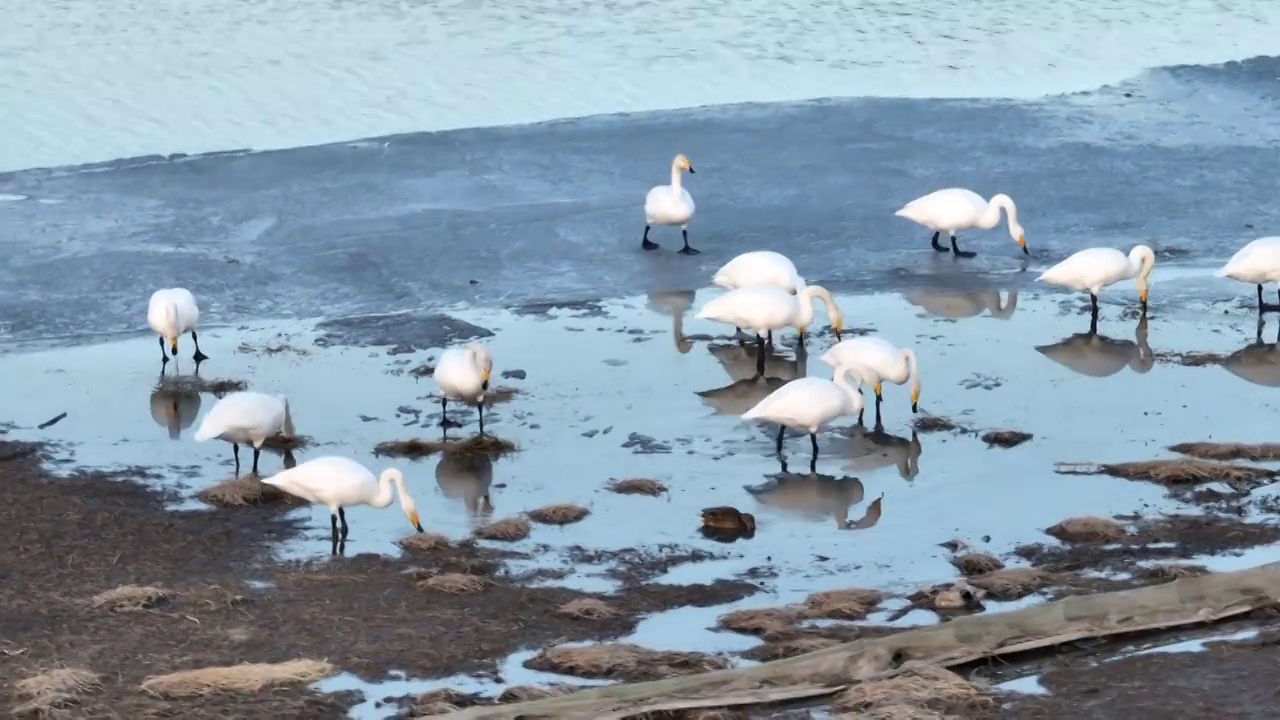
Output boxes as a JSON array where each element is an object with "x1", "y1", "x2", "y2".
[{"x1": 430, "y1": 563, "x2": 1280, "y2": 719}]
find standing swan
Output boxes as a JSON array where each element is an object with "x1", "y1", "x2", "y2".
[
  {"x1": 1036, "y1": 244, "x2": 1155, "y2": 322},
  {"x1": 642, "y1": 153, "x2": 698, "y2": 255},
  {"x1": 712, "y1": 250, "x2": 807, "y2": 342},
  {"x1": 193, "y1": 391, "x2": 295, "y2": 475},
  {"x1": 895, "y1": 188, "x2": 1028, "y2": 258},
  {"x1": 147, "y1": 288, "x2": 209, "y2": 365},
  {"x1": 742, "y1": 362, "x2": 869, "y2": 471},
  {"x1": 696, "y1": 285, "x2": 845, "y2": 376},
  {"x1": 435, "y1": 343, "x2": 493, "y2": 435},
  {"x1": 262, "y1": 456, "x2": 423, "y2": 551},
  {"x1": 819, "y1": 337, "x2": 921, "y2": 426},
  {"x1": 1215, "y1": 237, "x2": 1280, "y2": 314}
]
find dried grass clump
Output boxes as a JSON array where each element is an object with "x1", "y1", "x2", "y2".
[
  {"x1": 12, "y1": 667, "x2": 101, "y2": 716},
  {"x1": 374, "y1": 438, "x2": 447, "y2": 458},
  {"x1": 527, "y1": 503, "x2": 591, "y2": 526},
  {"x1": 556, "y1": 598, "x2": 619, "y2": 620},
  {"x1": 397, "y1": 532, "x2": 452, "y2": 552},
  {"x1": 606, "y1": 477, "x2": 668, "y2": 496},
  {"x1": 912, "y1": 415, "x2": 960, "y2": 433},
  {"x1": 159, "y1": 376, "x2": 248, "y2": 396},
  {"x1": 495, "y1": 684, "x2": 576, "y2": 703},
  {"x1": 197, "y1": 475, "x2": 306, "y2": 507},
  {"x1": 259, "y1": 434, "x2": 314, "y2": 452},
  {"x1": 832, "y1": 663, "x2": 996, "y2": 717},
  {"x1": 1155, "y1": 350, "x2": 1227, "y2": 367},
  {"x1": 139, "y1": 659, "x2": 336, "y2": 697},
  {"x1": 1169, "y1": 442, "x2": 1280, "y2": 462},
  {"x1": 473, "y1": 516, "x2": 532, "y2": 542},
  {"x1": 967, "y1": 568, "x2": 1053, "y2": 601},
  {"x1": 1054, "y1": 459, "x2": 1275, "y2": 485},
  {"x1": 981, "y1": 430, "x2": 1033, "y2": 448},
  {"x1": 1045, "y1": 516, "x2": 1128, "y2": 543},
  {"x1": 525, "y1": 643, "x2": 729, "y2": 680},
  {"x1": 950, "y1": 553, "x2": 1005, "y2": 576},
  {"x1": 375, "y1": 435, "x2": 518, "y2": 460},
  {"x1": 741, "y1": 635, "x2": 842, "y2": 662},
  {"x1": 88, "y1": 584, "x2": 171, "y2": 612},
  {"x1": 419, "y1": 573, "x2": 488, "y2": 594},
  {"x1": 484, "y1": 386, "x2": 521, "y2": 404},
  {"x1": 800, "y1": 588, "x2": 884, "y2": 620},
  {"x1": 1139, "y1": 563, "x2": 1210, "y2": 582},
  {"x1": 716, "y1": 607, "x2": 800, "y2": 637}
]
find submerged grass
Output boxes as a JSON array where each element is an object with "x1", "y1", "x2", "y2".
[
  {"x1": 556, "y1": 598, "x2": 619, "y2": 620},
  {"x1": 374, "y1": 434, "x2": 518, "y2": 460},
  {"x1": 912, "y1": 415, "x2": 962, "y2": 433},
  {"x1": 800, "y1": 588, "x2": 884, "y2": 620},
  {"x1": 981, "y1": 430, "x2": 1033, "y2": 448},
  {"x1": 472, "y1": 517, "x2": 532, "y2": 542},
  {"x1": 715, "y1": 607, "x2": 800, "y2": 637},
  {"x1": 605, "y1": 477, "x2": 668, "y2": 496},
  {"x1": 1054, "y1": 458, "x2": 1276, "y2": 485},
  {"x1": 526, "y1": 503, "x2": 591, "y2": 526},
  {"x1": 397, "y1": 532, "x2": 453, "y2": 552},
  {"x1": 950, "y1": 553, "x2": 1005, "y2": 576},
  {"x1": 524, "y1": 643, "x2": 728, "y2": 681},
  {"x1": 1045, "y1": 516, "x2": 1129, "y2": 543},
  {"x1": 157, "y1": 375, "x2": 248, "y2": 396},
  {"x1": 139, "y1": 659, "x2": 336, "y2": 697},
  {"x1": 1168, "y1": 442, "x2": 1280, "y2": 462}
]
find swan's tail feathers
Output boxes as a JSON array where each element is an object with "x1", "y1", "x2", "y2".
[
  {"x1": 1213, "y1": 265, "x2": 1232, "y2": 278},
  {"x1": 192, "y1": 418, "x2": 221, "y2": 443},
  {"x1": 281, "y1": 396, "x2": 296, "y2": 438},
  {"x1": 741, "y1": 400, "x2": 770, "y2": 421}
]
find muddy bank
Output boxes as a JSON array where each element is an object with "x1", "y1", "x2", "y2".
[{"x1": 0, "y1": 439, "x2": 758, "y2": 717}]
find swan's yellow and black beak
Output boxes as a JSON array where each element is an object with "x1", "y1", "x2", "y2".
[
  {"x1": 687, "y1": 165, "x2": 695, "y2": 174},
  {"x1": 1140, "y1": 290, "x2": 1148, "y2": 314},
  {"x1": 1018, "y1": 236, "x2": 1028, "y2": 255},
  {"x1": 481, "y1": 369, "x2": 490, "y2": 391},
  {"x1": 832, "y1": 321, "x2": 843, "y2": 342},
  {"x1": 911, "y1": 390, "x2": 920, "y2": 414},
  {"x1": 168, "y1": 337, "x2": 179, "y2": 356},
  {"x1": 408, "y1": 510, "x2": 423, "y2": 533}
]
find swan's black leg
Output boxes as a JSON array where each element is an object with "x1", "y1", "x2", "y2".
[
  {"x1": 931, "y1": 232, "x2": 948, "y2": 253},
  {"x1": 951, "y1": 235, "x2": 977, "y2": 259},
  {"x1": 158, "y1": 336, "x2": 170, "y2": 365},
  {"x1": 642, "y1": 225, "x2": 659, "y2": 251},
  {"x1": 478, "y1": 403, "x2": 486, "y2": 436},
  {"x1": 874, "y1": 391, "x2": 883, "y2": 427},
  {"x1": 1257, "y1": 284, "x2": 1280, "y2": 313},
  {"x1": 1089, "y1": 309, "x2": 1100, "y2": 336},
  {"x1": 339, "y1": 507, "x2": 349, "y2": 541},
  {"x1": 809, "y1": 433, "x2": 819, "y2": 468},
  {"x1": 191, "y1": 330, "x2": 209, "y2": 363},
  {"x1": 439, "y1": 397, "x2": 463, "y2": 435},
  {"x1": 755, "y1": 334, "x2": 767, "y2": 377},
  {"x1": 1090, "y1": 293, "x2": 1100, "y2": 319},
  {"x1": 232, "y1": 443, "x2": 241, "y2": 475},
  {"x1": 251, "y1": 447, "x2": 261, "y2": 475},
  {"x1": 330, "y1": 513, "x2": 339, "y2": 549},
  {"x1": 677, "y1": 226, "x2": 700, "y2": 255},
  {"x1": 766, "y1": 330, "x2": 774, "y2": 348},
  {"x1": 775, "y1": 425, "x2": 785, "y2": 455}
]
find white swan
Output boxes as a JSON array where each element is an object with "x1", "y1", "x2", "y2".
[
  {"x1": 193, "y1": 391, "x2": 295, "y2": 475},
  {"x1": 742, "y1": 362, "x2": 868, "y2": 463},
  {"x1": 819, "y1": 337, "x2": 921, "y2": 426},
  {"x1": 642, "y1": 153, "x2": 698, "y2": 255},
  {"x1": 147, "y1": 288, "x2": 209, "y2": 365},
  {"x1": 435, "y1": 343, "x2": 493, "y2": 435},
  {"x1": 895, "y1": 188, "x2": 1027, "y2": 258},
  {"x1": 1215, "y1": 237, "x2": 1280, "y2": 313},
  {"x1": 1036, "y1": 245, "x2": 1155, "y2": 318},
  {"x1": 695, "y1": 285, "x2": 844, "y2": 375},
  {"x1": 262, "y1": 456, "x2": 422, "y2": 548},
  {"x1": 712, "y1": 251, "x2": 807, "y2": 341}
]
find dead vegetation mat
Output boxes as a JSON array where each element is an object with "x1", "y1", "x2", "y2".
[{"x1": 0, "y1": 438, "x2": 755, "y2": 718}]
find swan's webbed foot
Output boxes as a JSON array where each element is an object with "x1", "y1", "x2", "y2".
[
  {"x1": 677, "y1": 228, "x2": 700, "y2": 255},
  {"x1": 930, "y1": 232, "x2": 948, "y2": 253},
  {"x1": 193, "y1": 350, "x2": 209, "y2": 363},
  {"x1": 642, "y1": 225, "x2": 659, "y2": 251},
  {"x1": 950, "y1": 235, "x2": 976, "y2": 258}
]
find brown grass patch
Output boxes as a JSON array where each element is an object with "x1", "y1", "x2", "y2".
[
  {"x1": 419, "y1": 573, "x2": 488, "y2": 594},
  {"x1": 556, "y1": 597, "x2": 619, "y2": 620},
  {"x1": 484, "y1": 386, "x2": 521, "y2": 404},
  {"x1": 967, "y1": 568, "x2": 1053, "y2": 601},
  {"x1": 800, "y1": 588, "x2": 884, "y2": 620},
  {"x1": 12, "y1": 667, "x2": 102, "y2": 717},
  {"x1": 397, "y1": 532, "x2": 452, "y2": 552},
  {"x1": 259, "y1": 434, "x2": 314, "y2": 452},
  {"x1": 374, "y1": 434, "x2": 518, "y2": 460},
  {"x1": 472, "y1": 516, "x2": 532, "y2": 542},
  {"x1": 87, "y1": 584, "x2": 171, "y2": 612},
  {"x1": 912, "y1": 415, "x2": 960, "y2": 433},
  {"x1": 1169, "y1": 441, "x2": 1280, "y2": 462},
  {"x1": 981, "y1": 430, "x2": 1033, "y2": 448},
  {"x1": 139, "y1": 659, "x2": 336, "y2": 697},
  {"x1": 196, "y1": 475, "x2": 307, "y2": 507},
  {"x1": 741, "y1": 635, "x2": 842, "y2": 661},
  {"x1": 832, "y1": 663, "x2": 996, "y2": 718},
  {"x1": 1045, "y1": 516, "x2": 1128, "y2": 543},
  {"x1": 158, "y1": 376, "x2": 248, "y2": 396},
  {"x1": 950, "y1": 553, "x2": 1005, "y2": 576},
  {"x1": 715, "y1": 607, "x2": 800, "y2": 637},
  {"x1": 605, "y1": 477, "x2": 668, "y2": 496},
  {"x1": 1054, "y1": 459, "x2": 1276, "y2": 485},
  {"x1": 1138, "y1": 563, "x2": 1210, "y2": 582},
  {"x1": 524, "y1": 643, "x2": 728, "y2": 680},
  {"x1": 495, "y1": 684, "x2": 576, "y2": 703},
  {"x1": 1154, "y1": 350, "x2": 1227, "y2": 367},
  {"x1": 527, "y1": 503, "x2": 591, "y2": 526}
]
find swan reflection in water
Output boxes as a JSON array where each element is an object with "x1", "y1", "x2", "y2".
[
  {"x1": 435, "y1": 452, "x2": 495, "y2": 526},
  {"x1": 838, "y1": 425, "x2": 922, "y2": 481},
  {"x1": 1036, "y1": 314, "x2": 1152, "y2": 378},
  {"x1": 149, "y1": 385, "x2": 203, "y2": 440},
  {"x1": 743, "y1": 461, "x2": 877, "y2": 529},
  {"x1": 905, "y1": 289, "x2": 1018, "y2": 321},
  {"x1": 696, "y1": 341, "x2": 808, "y2": 416},
  {"x1": 1221, "y1": 322, "x2": 1280, "y2": 387},
  {"x1": 645, "y1": 290, "x2": 697, "y2": 354}
]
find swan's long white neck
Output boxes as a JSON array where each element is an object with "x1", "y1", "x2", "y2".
[
  {"x1": 980, "y1": 194, "x2": 1016, "y2": 231},
  {"x1": 371, "y1": 473, "x2": 405, "y2": 509},
  {"x1": 832, "y1": 365, "x2": 865, "y2": 411},
  {"x1": 902, "y1": 349, "x2": 921, "y2": 395},
  {"x1": 795, "y1": 286, "x2": 838, "y2": 328},
  {"x1": 670, "y1": 162, "x2": 684, "y2": 194},
  {"x1": 1128, "y1": 247, "x2": 1155, "y2": 280}
]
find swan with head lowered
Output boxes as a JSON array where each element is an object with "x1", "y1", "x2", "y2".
[
  {"x1": 193, "y1": 391, "x2": 294, "y2": 475},
  {"x1": 642, "y1": 153, "x2": 698, "y2": 255},
  {"x1": 741, "y1": 362, "x2": 869, "y2": 469},
  {"x1": 820, "y1": 337, "x2": 921, "y2": 427},
  {"x1": 435, "y1": 343, "x2": 493, "y2": 435},
  {"x1": 895, "y1": 188, "x2": 1028, "y2": 258},
  {"x1": 147, "y1": 287, "x2": 210, "y2": 366},
  {"x1": 263, "y1": 456, "x2": 423, "y2": 550},
  {"x1": 696, "y1": 285, "x2": 844, "y2": 376},
  {"x1": 711, "y1": 250, "x2": 806, "y2": 342},
  {"x1": 1036, "y1": 244, "x2": 1155, "y2": 321},
  {"x1": 1216, "y1": 237, "x2": 1280, "y2": 314}
]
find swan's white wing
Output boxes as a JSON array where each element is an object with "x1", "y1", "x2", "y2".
[
  {"x1": 818, "y1": 337, "x2": 897, "y2": 380},
  {"x1": 1036, "y1": 248, "x2": 1130, "y2": 291},
  {"x1": 169, "y1": 288, "x2": 200, "y2": 333},
  {"x1": 263, "y1": 456, "x2": 374, "y2": 505},
  {"x1": 1218, "y1": 238, "x2": 1280, "y2": 281},
  {"x1": 895, "y1": 188, "x2": 986, "y2": 228},
  {"x1": 193, "y1": 391, "x2": 286, "y2": 441},
  {"x1": 742, "y1": 377, "x2": 848, "y2": 429},
  {"x1": 696, "y1": 287, "x2": 796, "y2": 332},
  {"x1": 712, "y1": 251, "x2": 802, "y2": 292}
]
